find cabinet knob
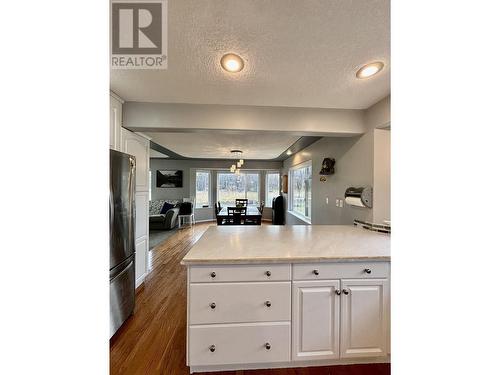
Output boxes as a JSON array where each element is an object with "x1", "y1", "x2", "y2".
[
  {"x1": 210, "y1": 272, "x2": 216, "y2": 278},
  {"x1": 342, "y1": 289, "x2": 349, "y2": 295},
  {"x1": 265, "y1": 270, "x2": 271, "y2": 277},
  {"x1": 265, "y1": 343, "x2": 271, "y2": 350},
  {"x1": 265, "y1": 301, "x2": 272, "y2": 307},
  {"x1": 364, "y1": 268, "x2": 372, "y2": 274},
  {"x1": 313, "y1": 269, "x2": 319, "y2": 275},
  {"x1": 209, "y1": 302, "x2": 216, "y2": 309},
  {"x1": 335, "y1": 289, "x2": 341, "y2": 295},
  {"x1": 209, "y1": 345, "x2": 216, "y2": 352}
]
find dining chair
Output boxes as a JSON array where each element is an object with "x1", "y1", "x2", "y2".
[
  {"x1": 235, "y1": 198, "x2": 248, "y2": 207},
  {"x1": 226, "y1": 206, "x2": 246, "y2": 225}
]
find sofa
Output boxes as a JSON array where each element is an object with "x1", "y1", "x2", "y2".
[{"x1": 149, "y1": 200, "x2": 180, "y2": 230}]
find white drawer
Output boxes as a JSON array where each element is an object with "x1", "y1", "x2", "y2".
[
  {"x1": 293, "y1": 262, "x2": 390, "y2": 280},
  {"x1": 190, "y1": 282, "x2": 291, "y2": 324},
  {"x1": 189, "y1": 264, "x2": 291, "y2": 283},
  {"x1": 189, "y1": 322, "x2": 290, "y2": 366}
]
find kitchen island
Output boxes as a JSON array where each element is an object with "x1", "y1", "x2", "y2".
[{"x1": 181, "y1": 225, "x2": 390, "y2": 373}]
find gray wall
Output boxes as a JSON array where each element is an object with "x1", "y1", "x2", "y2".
[
  {"x1": 282, "y1": 135, "x2": 374, "y2": 225},
  {"x1": 150, "y1": 158, "x2": 283, "y2": 222},
  {"x1": 373, "y1": 129, "x2": 391, "y2": 223}
]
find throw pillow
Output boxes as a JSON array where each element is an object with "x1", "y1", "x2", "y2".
[{"x1": 160, "y1": 202, "x2": 175, "y2": 214}]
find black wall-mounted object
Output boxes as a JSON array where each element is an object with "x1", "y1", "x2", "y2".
[
  {"x1": 156, "y1": 170, "x2": 183, "y2": 188},
  {"x1": 319, "y1": 158, "x2": 336, "y2": 175}
]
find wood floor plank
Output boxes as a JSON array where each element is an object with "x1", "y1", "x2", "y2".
[{"x1": 110, "y1": 222, "x2": 390, "y2": 375}]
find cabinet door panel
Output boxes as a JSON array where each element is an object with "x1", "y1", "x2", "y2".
[
  {"x1": 340, "y1": 278, "x2": 388, "y2": 358},
  {"x1": 120, "y1": 129, "x2": 149, "y2": 192},
  {"x1": 109, "y1": 96, "x2": 122, "y2": 151},
  {"x1": 292, "y1": 280, "x2": 340, "y2": 361}
]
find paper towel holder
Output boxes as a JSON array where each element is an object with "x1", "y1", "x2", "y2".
[{"x1": 345, "y1": 186, "x2": 373, "y2": 208}]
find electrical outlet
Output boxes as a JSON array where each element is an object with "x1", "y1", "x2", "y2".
[
  {"x1": 326, "y1": 197, "x2": 329, "y2": 204},
  {"x1": 339, "y1": 199, "x2": 344, "y2": 208},
  {"x1": 335, "y1": 199, "x2": 340, "y2": 207}
]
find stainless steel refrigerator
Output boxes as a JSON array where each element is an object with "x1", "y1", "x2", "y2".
[{"x1": 110, "y1": 150, "x2": 136, "y2": 338}]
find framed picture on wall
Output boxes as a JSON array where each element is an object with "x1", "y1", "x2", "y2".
[{"x1": 156, "y1": 170, "x2": 183, "y2": 188}]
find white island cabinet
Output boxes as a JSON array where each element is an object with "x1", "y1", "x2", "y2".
[{"x1": 182, "y1": 225, "x2": 390, "y2": 373}]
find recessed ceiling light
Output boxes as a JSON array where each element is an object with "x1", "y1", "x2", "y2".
[
  {"x1": 286, "y1": 150, "x2": 292, "y2": 155},
  {"x1": 221, "y1": 53, "x2": 244, "y2": 73},
  {"x1": 356, "y1": 62, "x2": 384, "y2": 79}
]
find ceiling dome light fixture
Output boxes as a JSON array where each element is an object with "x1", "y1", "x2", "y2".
[
  {"x1": 221, "y1": 53, "x2": 244, "y2": 73},
  {"x1": 356, "y1": 61, "x2": 384, "y2": 79}
]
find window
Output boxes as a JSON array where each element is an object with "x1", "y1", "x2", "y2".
[
  {"x1": 217, "y1": 172, "x2": 260, "y2": 206},
  {"x1": 195, "y1": 170, "x2": 210, "y2": 208},
  {"x1": 265, "y1": 172, "x2": 280, "y2": 207},
  {"x1": 289, "y1": 161, "x2": 312, "y2": 222}
]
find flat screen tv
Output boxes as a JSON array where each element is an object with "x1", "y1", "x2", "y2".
[{"x1": 156, "y1": 170, "x2": 183, "y2": 188}]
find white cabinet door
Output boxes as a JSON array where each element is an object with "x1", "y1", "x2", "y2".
[
  {"x1": 120, "y1": 128, "x2": 150, "y2": 193},
  {"x1": 135, "y1": 236, "x2": 148, "y2": 287},
  {"x1": 109, "y1": 95, "x2": 122, "y2": 151},
  {"x1": 120, "y1": 129, "x2": 150, "y2": 286},
  {"x1": 340, "y1": 278, "x2": 388, "y2": 358},
  {"x1": 292, "y1": 280, "x2": 340, "y2": 361}
]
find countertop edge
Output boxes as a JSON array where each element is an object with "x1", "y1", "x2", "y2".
[{"x1": 181, "y1": 256, "x2": 391, "y2": 266}]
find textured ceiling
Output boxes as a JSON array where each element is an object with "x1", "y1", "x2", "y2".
[
  {"x1": 145, "y1": 132, "x2": 300, "y2": 159},
  {"x1": 111, "y1": 0, "x2": 390, "y2": 109}
]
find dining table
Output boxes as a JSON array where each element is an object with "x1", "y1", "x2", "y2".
[{"x1": 216, "y1": 206, "x2": 262, "y2": 225}]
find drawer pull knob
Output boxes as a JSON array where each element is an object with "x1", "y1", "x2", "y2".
[
  {"x1": 364, "y1": 268, "x2": 372, "y2": 274},
  {"x1": 342, "y1": 289, "x2": 349, "y2": 295},
  {"x1": 209, "y1": 302, "x2": 216, "y2": 309},
  {"x1": 335, "y1": 289, "x2": 341, "y2": 295},
  {"x1": 313, "y1": 269, "x2": 319, "y2": 275},
  {"x1": 210, "y1": 272, "x2": 216, "y2": 278},
  {"x1": 209, "y1": 345, "x2": 216, "y2": 352},
  {"x1": 265, "y1": 270, "x2": 271, "y2": 277},
  {"x1": 265, "y1": 301, "x2": 272, "y2": 307},
  {"x1": 265, "y1": 343, "x2": 271, "y2": 350}
]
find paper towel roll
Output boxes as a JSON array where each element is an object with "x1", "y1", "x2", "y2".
[{"x1": 345, "y1": 196, "x2": 365, "y2": 207}]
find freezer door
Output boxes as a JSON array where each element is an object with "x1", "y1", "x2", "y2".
[
  {"x1": 110, "y1": 256, "x2": 135, "y2": 338},
  {"x1": 110, "y1": 150, "x2": 136, "y2": 270}
]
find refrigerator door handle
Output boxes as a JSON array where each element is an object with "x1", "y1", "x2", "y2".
[{"x1": 111, "y1": 257, "x2": 134, "y2": 282}]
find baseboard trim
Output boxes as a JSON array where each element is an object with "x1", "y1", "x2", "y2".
[
  {"x1": 189, "y1": 356, "x2": 390, "y2": 373},
  {"x1": 135, "y1": 273, "x2": 146, "y2": 289}
]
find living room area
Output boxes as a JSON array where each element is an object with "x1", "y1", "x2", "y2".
[{"x1": 147, "y1": 131, "x2": 288, "y2": 251}]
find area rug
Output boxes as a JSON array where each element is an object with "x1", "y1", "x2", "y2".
[{"x1": 149, "y1": 228, "x2": 178, "y2": 250}]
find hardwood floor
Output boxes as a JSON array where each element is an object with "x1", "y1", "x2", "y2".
[{"x1": 110, "y1": 222, "x2": 390, "y2": 375}]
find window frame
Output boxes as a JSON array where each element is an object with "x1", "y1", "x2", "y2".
[
  {"x1": 195, "y1": 170, "x2": 211, "y2": 208},
  {"x1": 216, "y1": 171, "x2": 260, "y2": 207},
  {"x1": 288, "y1": 160, "x2": 312, "y2": 223},
  {"x1": 265, "y1": 171, "x2": 281, "y2": 208}
]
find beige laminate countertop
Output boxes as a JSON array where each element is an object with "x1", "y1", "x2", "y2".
[{"x1": 181, "y1": 225, "x2": 390, "y2": 265}]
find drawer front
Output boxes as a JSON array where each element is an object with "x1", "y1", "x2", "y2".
[
  {"x1": 190, "y1": 282, "x2": 291, "y2": 324},
  {"x1": 293, "y1": 262, "x2": 390, "y2": 280},
  {"x1": 189, "y1": 322, "x2": 290, "y2": 366},
  {"x1": 190, "y1": 264, "x2": 291, "y2": 283}
]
